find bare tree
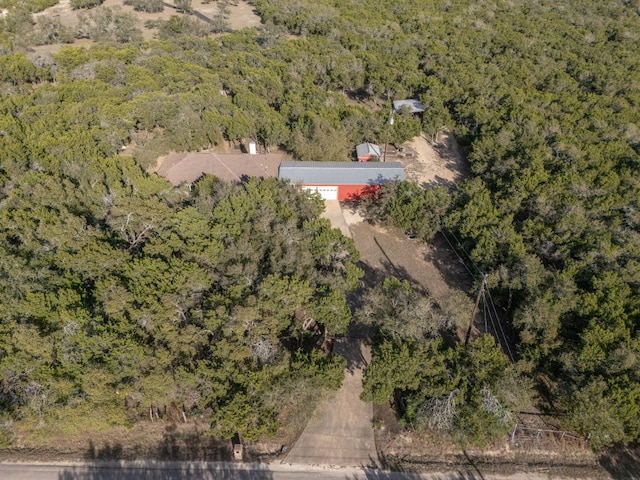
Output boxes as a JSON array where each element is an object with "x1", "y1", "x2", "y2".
[
  {"x1": 250, "y1": 336, "x2": 281, "y2": 365},
  {"x1": 481, "y1": 384, "x2": 512, "y2": 426},
  {"x1": 417, "y1": 389, "x2": 458, "y2": 431}
]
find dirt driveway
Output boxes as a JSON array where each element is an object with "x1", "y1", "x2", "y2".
[{"x1": 285, "y1": 134, "x2": 473, "y2": 469}]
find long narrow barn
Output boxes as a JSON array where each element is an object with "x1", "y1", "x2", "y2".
[{"x1": 278, "y1": 161, "x2": 406, "y2": 200}]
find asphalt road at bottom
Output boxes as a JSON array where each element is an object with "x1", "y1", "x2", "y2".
[
  {"x1": 0, "y1": 462, "x2": 418, "y2": 480},
  {"x1": 0, "y1": 461, "x2": 564, "y2": 480}
]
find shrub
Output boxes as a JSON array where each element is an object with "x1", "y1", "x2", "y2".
[
  {"x1": 70, "y1": 0, "x2": 104, "y2": 9},
  {"x1": 123, "y1": 0, "x2": 163, "y2": 13}
]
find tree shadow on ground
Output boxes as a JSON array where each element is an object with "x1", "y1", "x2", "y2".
[
  {"x1": 348, "y1": 466, "x2": 487, "y2": 480},
  {"x1": 58, "y1": 428, "x2": 275, "y2": 479},
  {"x1": 333, "y1": 336, "x2": 367, "y2": 375},
  {"x1": 347, "y1": 246, "x2": 426, "y2": 318},
  {"x1": 420, "y1": 175, "x2": 456, "y2": 189},
  {"x1": 352, "y1": 239, "x2": 428, "y2": 293},
  {"x1": 423, "y1": 233, "x2": 475, "y2": 294},
  {"x1": 58, "y1": 460, "x2": 273, "y2": 479},
  {"x1": 599, "y1": 445, "x2": 640, "y2": 479},
  {"x1": 348, "y1": 449, "x2": 489, "y2": 480},
  {"x1": 84, "y1": 424, "x2": 230, "y2": 462}
]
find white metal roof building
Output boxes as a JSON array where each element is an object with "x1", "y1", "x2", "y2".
[{"x1": 393, "y1": 99, "x2": 426, "y2": 114}]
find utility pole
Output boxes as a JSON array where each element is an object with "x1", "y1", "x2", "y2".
[
  {"x1": 382, "y1": 108, "x2": 394, "y2": 162},
  {"x1": 382, "y1": 90, "x2": 394, "y2": 162},
  {"x1": 465, "y1": 273, "x2": 488, "y2": 347}
]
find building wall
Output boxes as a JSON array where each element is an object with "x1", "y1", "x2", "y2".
[{"x1": 303, "y1": 184, "x2": 381, "y2": 201}]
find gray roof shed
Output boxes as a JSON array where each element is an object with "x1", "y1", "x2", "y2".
[
  {"x1": 355, "y1": 143, "x2": 381, "y2": 158},
  {"x1": 278, "y1": 161, "x2": 405, "y2": 185}
]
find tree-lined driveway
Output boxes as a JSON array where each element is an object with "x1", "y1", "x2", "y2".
[{"x1": 282, "y1": 337, "x2": 378, "y2": 467}]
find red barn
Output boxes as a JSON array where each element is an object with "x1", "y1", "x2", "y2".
[{"x1": 278, "y1": 161, "x2": 406, "y2": 200}]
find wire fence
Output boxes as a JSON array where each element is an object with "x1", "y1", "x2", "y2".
[{"x1": 510, "y1": 423, "x2": 586, "y2": 448}]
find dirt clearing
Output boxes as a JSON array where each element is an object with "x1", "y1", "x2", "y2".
[
  {"x1": 32, "y1": 0, "x2": 262, "y2": 53},
  {"x1": 400, "y1": 131, "x2": 469, "y2": 188},
  {"x1": 342, "y1": 130, "x2": 472, "y2": 299}
]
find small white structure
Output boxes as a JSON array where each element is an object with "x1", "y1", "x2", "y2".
[
  {"x1": 233, "y1": 442, "x2": 243, "y2": 461},
  {"x1": 248, "y1": 141, "x2": 257, "y2": 155},
  {"x1": 393, "y1": 99, "x2": 425, "y2": 114}
]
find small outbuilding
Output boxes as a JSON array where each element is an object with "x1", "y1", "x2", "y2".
[
  {"x1": 278, "y1": 161, "x2": 406, "y2": 200},
  {"x1": 355, "y1": 142, "x2": 381, "y2": 162},
  {"x1": 393, "y1": 99, "x2": 425, "y2": 114}
]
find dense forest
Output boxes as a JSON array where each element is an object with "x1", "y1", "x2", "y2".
[
  {"x1": 0, "y1": 163, "x2": 361, "y2": 441},
  {"x1": 1, "y1": 0, "x2": 639, "y2": 450}
]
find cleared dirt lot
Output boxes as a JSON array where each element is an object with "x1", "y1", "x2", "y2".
[
  {"x1": 401, "y1": 132, "x2": 469, "y2": 188},
  {"x1": 343, "y1": 132, "x2": 472, "y2": 302},
  {"x1": 32, "y1": 0, "x2": 262, "y2": 52}
]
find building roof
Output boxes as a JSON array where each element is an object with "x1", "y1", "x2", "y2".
[
  {"x1": 155, "y1": 152, "x2": 284, "y2": 186},
  {"x1": 393, "y1": 99, "x2": 425, "y2": 113},
  {"x1": 355, "y1": 143, "x2": 381, "y2": 158},
  {"x1": 279, "y1": 161, "x2": 405, "y2": 185}
]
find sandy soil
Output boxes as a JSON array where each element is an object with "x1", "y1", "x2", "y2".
[
  {"x1": 225, "y1": 1, "x2": 261, "y2": 30},
  {"x1": 400, "y1": 131, "x2": 469, "y2": 188}
]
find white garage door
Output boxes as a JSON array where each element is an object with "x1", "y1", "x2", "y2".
[{"x1": 303, "y1": 186, "x2": 338, "y2": 200}]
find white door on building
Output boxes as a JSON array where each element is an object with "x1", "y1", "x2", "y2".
[{"x1": 303, "y1": 186, "x2": 338, "y2": 200}]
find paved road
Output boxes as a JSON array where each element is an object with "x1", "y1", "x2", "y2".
[
  {"x1": 0, "y1": 462, "x2": 324, "y2": 480},
  {"x1": 0, "y1": 461, "x2": 566, "y2": 480}
]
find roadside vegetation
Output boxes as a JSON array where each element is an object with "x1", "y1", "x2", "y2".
[{"x1": 0, "y1": 0, "x2": 639, "y2": 453}]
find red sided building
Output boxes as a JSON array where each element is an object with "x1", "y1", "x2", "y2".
[{"x1": 278, "y1": 161, "x2": 406, "y2": 201}]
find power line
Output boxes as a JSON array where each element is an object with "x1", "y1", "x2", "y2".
[
  {"x1": 481, "y1": 289, "x2": 514, "y2": 365},
  {"x1": 439, "y1": 229, "x2": 515, "y2": 362},
  {"x1": 483, "y1": 289, "x2": 489, "y2": 333},
  {"x1": 440, "y1": 230, "x2": 477, "y2": 280},
  {"x1": 485, "y1": 287, "x2": 515, "y2": 362},
  {"x1": 447, "y1": 229, "x2": 484, "y2": 277},
  {"x1": 483, "y1": 289, "x2": 500, "y2": 345}
]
